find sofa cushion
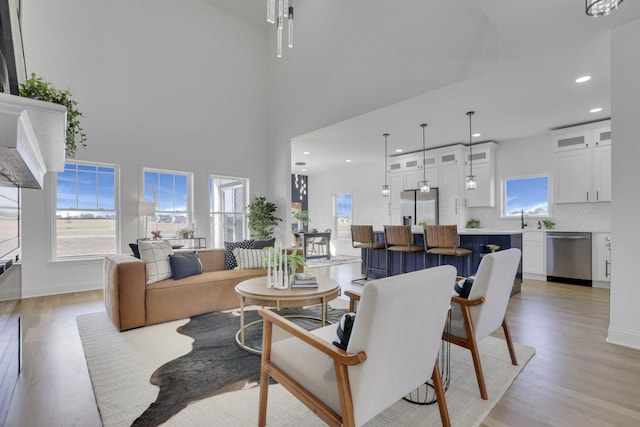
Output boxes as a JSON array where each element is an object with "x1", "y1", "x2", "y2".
[
  {"x1": 169, "y1": 252, "x2": 203, "y2": 280},
  {"x1": 233, "y1": 248, "x2": 267, "y2": 270},
  {"x1": 138, "y1": 240, "x2": 174, "y2": 284},
  {"x1": 224, "y1": 240, "x2": 255, "y2": 270},
  {"x1": 253, "y1": 238, "x2": 276, "y2": 249}
]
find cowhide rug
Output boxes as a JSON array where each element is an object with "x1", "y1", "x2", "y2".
[{"x1": 132, "y1": 306, "x2": 346, "y2": 426}]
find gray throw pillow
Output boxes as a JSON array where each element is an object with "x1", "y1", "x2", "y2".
[
  {"x1": 169, "y1": 252, "x2": 203, "y2": 280},
  {"x1": 253, "y1": 238, "x2": 276, "y2": 249}
]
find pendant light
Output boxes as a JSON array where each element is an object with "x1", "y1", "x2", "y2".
[
  {"x1": 586, "y1": 0, "x2": 623, "y2": 17},
  {"x1": 418, "y1": 123, "x2": 430, "y2": 193},
  {"x1": 465, "y1": 111, "x2": 477, "y2": 190},
  {"x1": 382, "y1": 133, "x2": 390, "y2": 197}
]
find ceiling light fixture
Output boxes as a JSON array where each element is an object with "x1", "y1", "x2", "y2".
[
  {"x1": 576, "y1": 75, "x2": 592, "y2": 83},
  {"x1": 466, "y1": 111, "x2": 477, "y2": 190},
  {"x1": 294, "y1": 173, "x2": 307, "y2": 199},
  {"x1": 346, "y1": 159, "x2": 352, "y2": 163},
  {"x1": 590, "y1": 107, "x2": 603, "y2": 113},
  {"x1": 395, "y1": 149, "x2": 403, "y2": 153},
  {"x1": 418, "y1": 123, "x2": 430, "y2": 194},
  {"x1": 382, "y1": 133, "x2": 390, "y2": 197},
  {"x1": 267, "y1": 0, "x2": 294, "y2": 58},
  {"x1": 586, "y1": 0, "x2": 623, "y2": 17},
  {"x1": 473, "y1": 133, "x2": 481, "y2": 138}
]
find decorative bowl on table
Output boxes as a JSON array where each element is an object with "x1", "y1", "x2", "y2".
[{"x1": 486, "y1": 244, "x2": 500, "y2": 252}]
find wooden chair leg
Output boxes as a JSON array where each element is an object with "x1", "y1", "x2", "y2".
[
  {"x1": 432, "y1": 359, "x2": 451, "y2": 427},
  {"x1": 502, "y1": 318, "x2": 518, "y2": 366},
  {"x1": 461, "y1": 305, "x2": 488, "y2": 400},
  {"x1": 258, "y1": 319, "x2": 273, "y2": 427}
]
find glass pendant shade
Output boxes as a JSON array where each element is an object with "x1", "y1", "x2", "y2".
[
  {"x1": 586, "y1": 0, "x2": 623, "y2": 16},
  {"x1": 465, "y1": 175, "x2": 477, "y2": 190},
  {"x1": 418, "y1": 123, "x2": 430, "y2": 193},
  {"x1": 466, "y1": 112, "x2": 477, "y2": 191},
  {"x1": 381, "y1": 184, "x2": 390, "y2": 197},
  {"x1": 268, "y1": 0, "x2": 294, "y2": 57}
]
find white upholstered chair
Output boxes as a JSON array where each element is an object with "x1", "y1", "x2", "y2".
[
  {"x1": 258, "y1": 265, "x2": 457, "y2": 427},
  {"x1": 443, "y1": 247, "x2": 521, "y2": 400}
]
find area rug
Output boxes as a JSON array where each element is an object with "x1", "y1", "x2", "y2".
[
  {"x1": 304, "y1": 255, "x2": 361, "y2": 268},
  {"x1": 78, "y1": 310, "x2": 535, "y2": 427}
]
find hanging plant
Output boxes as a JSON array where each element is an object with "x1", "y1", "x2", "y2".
[{"x1": 18, "y1": 73, "x2": 87, "y2": 158}]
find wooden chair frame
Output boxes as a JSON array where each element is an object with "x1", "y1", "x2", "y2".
[
  {"x1": 258, "y1": 302, "x2": 451, "y2": 427},
  {"x1": 442, "y1": 294, "x2": 518, "y2": 400}
]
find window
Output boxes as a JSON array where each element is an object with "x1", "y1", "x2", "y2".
[
  {"x1": 210, "y1": 175, "x2": 249, "y2": 248},
  {"x1": 334, "y1": 193, "x2": 352, "y2": 239},
  {"x1": 143, "y1": 169, "x2": 193, "y2": 238},
  {"x1": 55, "y1": 161, "x2": 118, "y2": 258},
  {"x1": 503, "y1": 175, "x2": 550, "y2": 217}
]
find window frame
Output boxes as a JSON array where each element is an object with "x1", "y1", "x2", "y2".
[
  {"x1": 53, "y1": 160, "x2": 120, "y2": 260},
  {"x1": 142, "y1": 167, "x2": 194, "y2": 238},
  {"x1": 502, "y1": 174, "x2": 551, "y2": 218},
  {"x1": 209, "y1": 174, "x2": 250, "y2": 248},
  {"x1": 334, "y1": 192, "x2": 352, "y2": 240}
]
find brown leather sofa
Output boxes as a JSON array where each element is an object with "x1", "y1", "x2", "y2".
[{"x1": 104, "y1": 248, "x2": 301, "y2": 331}]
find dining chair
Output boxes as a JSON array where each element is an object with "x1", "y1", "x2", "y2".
[
  {"x1": 424, "y1": 224, "x2": 472, "y2": 276},
  {"x1": 258, "y1": 265, "x2": 457, "y2": 427},
  {"x1": 312, "y1": 228, "x2": 331, "y2": 256},
  {"x1": 443, "y1": 248, "x2": 521, "y2": 400}
]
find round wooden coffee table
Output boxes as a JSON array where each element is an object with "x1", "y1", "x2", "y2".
[{"x1": 235, "y1": 276, "x2": 340, "y2": 354}]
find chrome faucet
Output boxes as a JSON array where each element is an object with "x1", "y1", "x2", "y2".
[{"x1": 521, "y1": 210, "x2": 527, "y2": 229}]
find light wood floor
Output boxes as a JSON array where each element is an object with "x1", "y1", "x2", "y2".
[{"x1": 5, "y1": 262, "x2": 640, "y2": 427}]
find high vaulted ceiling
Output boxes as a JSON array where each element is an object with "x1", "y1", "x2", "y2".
[{"x1": 202, "y1": 0, "x2": 640, "y2": 175}]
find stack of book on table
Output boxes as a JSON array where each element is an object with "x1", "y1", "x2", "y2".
[{"x1": 292, "y1": 272, "x2": 319, "y2": 288}]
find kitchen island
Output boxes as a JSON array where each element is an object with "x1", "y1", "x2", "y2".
[{"x1": 362, "y1": 229, "x2": 523, "y2": 294}]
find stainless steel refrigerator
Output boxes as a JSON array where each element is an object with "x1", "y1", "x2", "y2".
[{"x1": 400, "y1": 188, "x2": 439, "y2": 226}]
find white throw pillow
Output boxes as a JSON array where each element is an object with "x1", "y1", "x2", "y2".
[
  {"x1": 138, "y1": 240, "x2": 174, "y2": 284},
  {"x1": 233, "y1": 248, "x2": 267, "y2": 270}
]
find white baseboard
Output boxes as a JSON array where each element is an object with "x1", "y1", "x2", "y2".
[
  {"x1": 523, "y1": 273, "x2": 546, "y2": 281},
  {"x1": 607, "y1": 326, "x2": 640, "y2": 350},
  {"x1": 21, "y1": 281, "x2": 102, "y2": 299}
]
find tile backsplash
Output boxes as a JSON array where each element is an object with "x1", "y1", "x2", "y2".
[{"x1": 467, "y1": 202, "x2": 611, "y2": 232}]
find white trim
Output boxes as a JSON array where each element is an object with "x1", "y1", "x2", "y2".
[{"x1": 607, "y1": 326, "x2": 640, "y2": 350}]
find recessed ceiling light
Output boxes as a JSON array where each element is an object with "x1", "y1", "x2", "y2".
[
  {"x1": 472, "y1": 133, "x2": 481, "y2": 138},
  {"x1": 302, "y1": 168, "x2": 307, "y2": 172},
  {"x1": 345, "y1": 159, "x2": 352, "y2": 163},
  {"x1": 303, "y1": 151, "x2": 310, "y2": 155},
  {"x1": 395, "y1": 149, "x2": 403, "y2": 153},
  {"x1": 590, "y1": 107, "x2": 603, "y2": 113},
  {"x1": 294, "y1": 161, "x2": 306, "y2": 166},
  {"x1": 576, "y1": 75, "x2": 591, "y2": 83}
]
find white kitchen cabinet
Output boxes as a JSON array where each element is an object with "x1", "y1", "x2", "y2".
[
  {"x1": 404, "y1": 167, "x2": 438, "y2": 191},
  {"x1": 389, "y1": 173, "x2": 403, "y2": 207},
  {"x1": 438, "y1": 163, "x2": 464, "y2": 227},
  {"x1": 388, "y1": 157, "x2": 403, "y2": 174},
  {"x1": 523, "y1": 231, "x2": 545, "y2": 278},
  {"x1": 592, "y1": 232, "x2": 611, "y2": 286},
  {"x1": 551, "y1": 120, "x2": 611, "y2": 204},
  {"x1": 464, "y1": 162, "x2": 495, "y2": 207}
]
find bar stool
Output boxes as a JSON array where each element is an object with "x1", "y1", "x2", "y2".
[
  {"x1": 384, "y1": 225, "x2": 425, "y2": 276},
  {"x1": 350, "y1": 225, "x2": 386, "y2": 281},
  {"x1": 424, "y1": 224, "x2": 472, "y2": 276}
]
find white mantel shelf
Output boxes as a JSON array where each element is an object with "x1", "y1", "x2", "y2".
[{"x1": 0, "y1": 92, "x2": 67, "y2": 188}]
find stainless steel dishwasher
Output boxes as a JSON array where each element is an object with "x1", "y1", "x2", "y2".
[{"x1": 546, "y1": 232, "x2": 592, "y2": 286}]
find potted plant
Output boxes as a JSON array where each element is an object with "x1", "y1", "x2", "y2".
[
  {"x1": 247, "y1": 195, "x2": 282, "y2": 239},
  {"x1": 19, "y1": 73, "x2": 87, "y2": 158},
  {"x1": 466, "y1": 218, "x2": 481, "y2": 229},
  {"x1": 262, "y1": 247, "x2": 306, "y2": 275},
  {"x1": 292, "y1": 210, "x2": 310, "y2": 231},
  {"x1": 176, "y1": 228, "x2": 195, "y2": 239}
]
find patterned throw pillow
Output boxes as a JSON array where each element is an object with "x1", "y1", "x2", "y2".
[
  {"x1": 138, "y1": 240, "x2": 174, "y2": 284},
  {"x1": 233, "y1": 248, "x2": 267, "y2": 270},
  {"x1": 332, "y1": 312, "x2": 356, "y2": 351},
  {"x1": 224, "y1": 240, "x2": 255, "y2": 270}
]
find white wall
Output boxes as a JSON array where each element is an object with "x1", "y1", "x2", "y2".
[
  {"x1": 609, "y1": 18, "x2": 640, "y2": 349},
  {"x1": 19, "y1": 0, "x2": 268, "y2": 297},
  {"x1": 307, "y1": 164, "x2": 391, "y2": 256}
]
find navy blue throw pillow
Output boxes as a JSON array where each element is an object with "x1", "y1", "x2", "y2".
[
  {"x1": 129, "y1": 243, "x2": 141, "y2": 259},
  {"x1": 169, "y1": 252, "x2": 203, "y2": 280},
  {"x1": 332, "y1": 313, "x2": 356, "y2": 351},
  {"x1": 454, "y1": 277, "x2": 474, "y2": 299}
]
